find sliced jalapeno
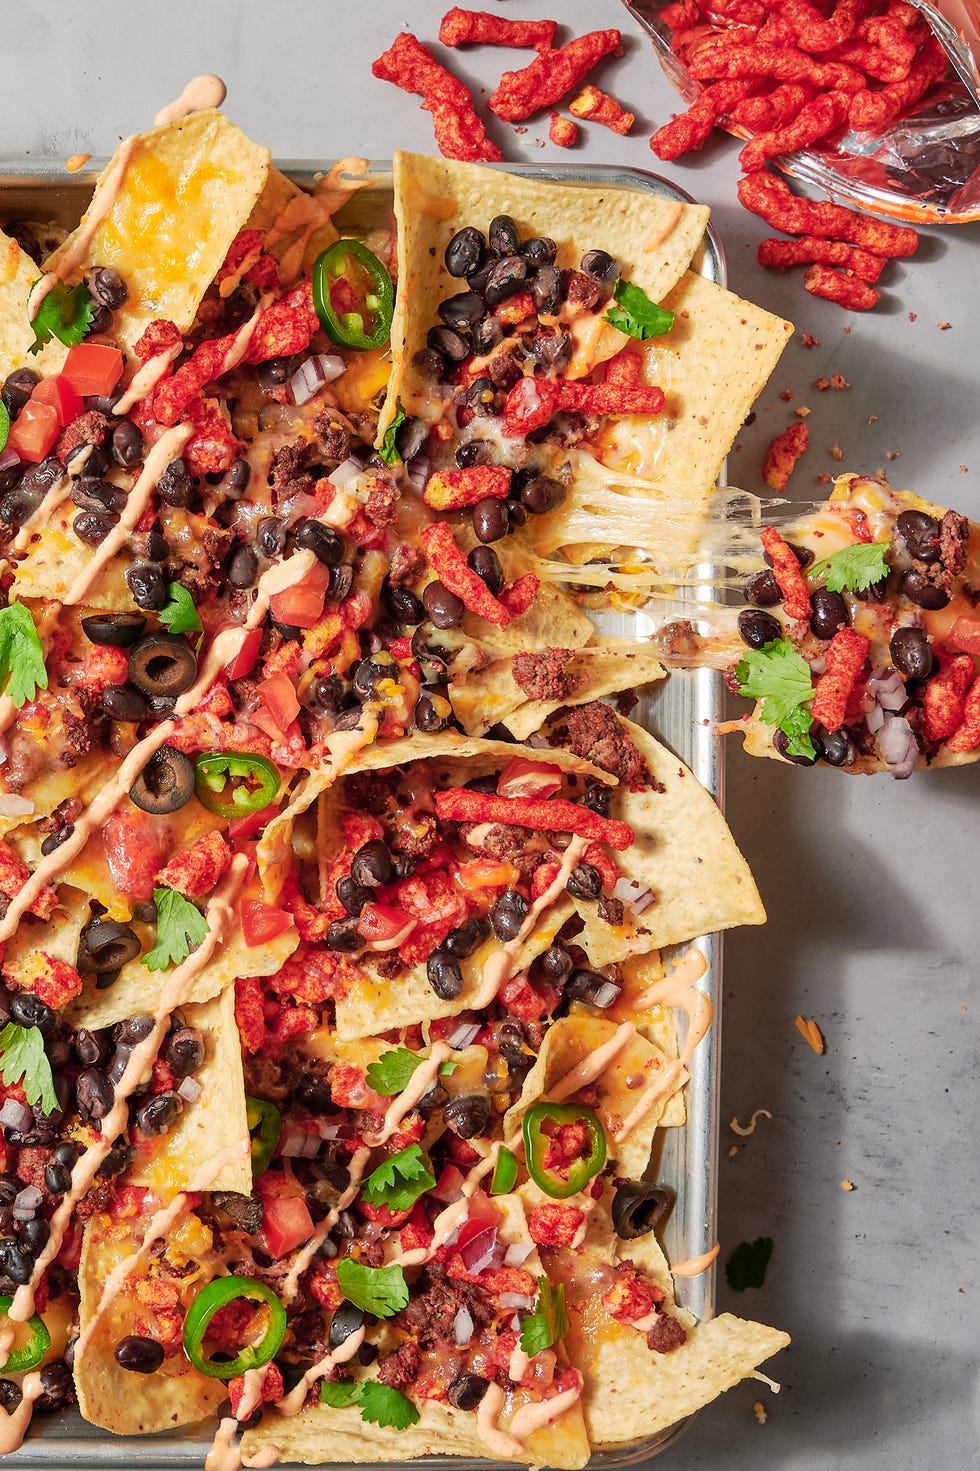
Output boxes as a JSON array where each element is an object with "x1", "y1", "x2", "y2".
[
  {"x1": 194, "y1": 752, "x2": 280, "y2": 821},
  {"x1": 182, "y1": 1274, "x2": 286, "y2": 1379},
  {"x1": 0, "y1": 1295, "x2": 50, "y2": 1372},
  {"x1": 522, "y1": 1101, "x2": 607, "y2": 1199},
  {"x1": 312, "y1": 239, "x2": 394, "y2": 351},
  {"x1": 246, "y1": 1095, "x2": 281, "y2": 1178}
]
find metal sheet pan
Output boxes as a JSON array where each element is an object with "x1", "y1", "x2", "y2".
[{"x1": 0, "y1": 160, "x2": 726, "y2": 1469}]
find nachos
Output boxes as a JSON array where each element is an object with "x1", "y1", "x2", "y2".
[{"x1": 0, "y1": 105, "x2": 789, "y2": 1466}]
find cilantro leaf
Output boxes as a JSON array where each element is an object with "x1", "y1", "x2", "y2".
[
  {"x1": 735, "y1": 638, "x2": 814, "y2": 730},
  {"x1": 29, "y1": 281, "x2": 96, "y2": 354},
  {"x1": 379, "y1": 400, "x2": 406, "y2": 466},
  {"x1": 809, "y1": 541, "x2": 891, "y2": 593},
  {"x1": 0, "y1": 1024, "x2": 58, "y2": 1114},
  {"x1": 780, "y1": 704, "x2": 818, "y2": 762},
  {"x1": 157, "y1": 583, "x2": 202, "y2": 635},
  {"x1": 725, "y1": 1237, "x2": 774, "y2": 1292},
  {"x1": 604, "y1": 279, "x2": 674, "y2": 341},
  {"x1": 0, "y1": 602, "x2": 48, "y2": 708},
  {"x1": 320, "y1": 1377, "x2": 419, "y2": 1430},
  {"x1": 356, "y1": 1381, "x2": 420, "y2": 1430},
  {"x1": 320, "y1": 1378, "x2": 362, "y2": 1409},
  {"x1": 365, "y1": 1046, "x2": 424, "y2": 1097},
  {"x1": 519, "y1": 1277, "x2": 569, "y2": 1357},
  {"x1": 0, "y1": 402, "x2": 9, "y2": 456},
  {"x1": 142, "y1": 887, "x2": 209, "y2": 972},
  {"x1": 335, "y1": 1258, "x2": 409, "y2": 1318},
  {"x1": 361, "y1": 1143, "x2": 436, "y2": 1214}
]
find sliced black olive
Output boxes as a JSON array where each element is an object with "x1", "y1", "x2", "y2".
[
  {"x1": 81, "y1": 613, "x2": 147, "y2": 649},
  {"x1": 611, "y1": 1181, "x2": 674, "y2": 1240},
  {"x1": 329, "y1": 1301, "x2": 366, "y2": 1350},
  {"x1": 129, "y1": 744, "x2": 195, "y2": 814},
  {"x1": 77, "y1": 918, "x2": 142, "y2": 973},
  {"x1": 128, "y1": 633, "x2": 198, "y2": 697}
]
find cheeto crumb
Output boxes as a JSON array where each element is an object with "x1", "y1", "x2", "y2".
[
  {"x1": 830, "y1": 445, "x2": 845, "y2": 461},
  {"x1": 65, "y1": 153, "x2": 91, "y2": 173},
  {"x1": 753, "y1": 1401, "x2": 768, "y2": 1425},
  {"x1": 794, "y1": 1015, "x2": 826, "y2": 1053},
  {"x1": 816, "y1": 377, "x2": 831, "y2": 390},
  {"x1": 830, "y1": 374, "x2": 849, "y2": 389},
  {"x1": 794, "y1": 406, "x2": 810, "y2": 418},
  {"x1": 938, "y1": 321, "x2": 952, "y2": 329},
  {"x1": 960, "y1": 465, "x2": 968, "y2": 473},
  {"x1": 801, "y1": 333, "x2": 820, "y2": 348},
  {"x1": 886, "y1": 450, "x2": 901, "y2": 460},
  {"x1": 548, "y1": 112, "x2": 579, "y2": 148},
  {"x1": 841, "y1": 1179, "x2": 856, "y2": 1191},
  {"x1": 728, "y1": 1144, "x2": 739, "y2": 1157},
  {"x1": 909, "y1": 312, "x2": 917, "y2": 321},
  {"x1": 867, "y1": 414, "x2": 878, "y2": 424},
  {"x1": 817, "y1": 472, "x2": 832, "y2": 484},
  {"x1": 780, "y1": 390, "x2": 793, "y2": 401}
]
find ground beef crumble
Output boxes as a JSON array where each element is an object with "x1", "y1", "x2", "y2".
[
  {"x1": 511, "y1": 648, "x2": 583, "y2": 703},
  {"x1": 549, "y1": 701, "x2": 657, "y2": 792}
]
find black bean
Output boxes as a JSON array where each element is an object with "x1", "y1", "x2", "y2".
[
  {"x1": 444, "y1": 915, "x2": 490, "y2": 958},
  {"x1": 352, "y1": 655, "x2": 394, "y2": 702},
  {"x1": 0, "y1": 1381, "x2": 20, "y2": 1416},
  {"x1": 566, "y1": 863, "x2": 602, "y2": 900},
  {"x1": 102, "y1": 682, "x2": 149, "y2": 722},
  {"x1": 212, "y1": 1190, "x2": 265, "y2": 1234},
  {"x1": 337, "y1": 875, "x2": 373, "y2": 917},
  {"x1": 455, "y1": 442, "x2": 493, "y2": 473},
  {"x1": 896, "y1": 509, "x2": 941, "y2": 562},
  {"x1": 466, "y1": 544, "x2": 504, "y2": 596},
  {"x1": 490, "y1": 887, "x2": 529, "y2": 941},
  {"x1": 85, "y1": 265, "x2": 128, "y2": 310},
  {"x1": 75, "y1": 1067, "x2": 114, "y2": 1121},
  {"x1": 447, "y1": 1374, "x2": 489, "y2": 1412},
  {"x1": 73, "y1": 1030, "x2": 109, "y2": 1067},
  {"x1": 156, "y1": 457, "x2": 194, "y2": 507},
  {"x1": 68, "y1": 442, "x2": 111, "y2": 478},
  {"x1": 809, "y1": 587, "x2": 850, "y2": 639},
  {"x1": 81, "y1": 612, "x2": 146, "y2": 648},
  {"x1": 86, "y1": 392, "x2": 122, "y2": 417},
  {"x1": 257, "y1": 356, "x2": 293, "y2": 389},
  {"x1": 443, "y1": 1093, "x2": 491, "y2": 1138},
  {"x1": 0, "y1": 1175, "x2": 18, "y2": 1206},
  {"x1": 489, "y1": 214, "x2": 521, "y2": 255},
  {"x1": 257, "y1": 516, "x2": 286, "y2": 557},
  {"x1": 394, "y1": 415, "x2": 428, "y2": 465},
  {"x1": 18, "y1": 1217, "x2": 50, "y2": 1255},
  {"x1": 611, "y1": 1181, "x2": 672, "y2": 1239},
  {"x1": 137, "y1": 1091, "x2": 183, "y2": 1137},
  {"x1": 413, "y1": 347, "x2": 446, "y2": 381},
  {"x1": 140, "y1": 527, "x2": 170, "y2": 562},
  {"x1": 126, "y1": 562, "x2": 167, "y2": 610},
  {"x1": 107, "y1": 1046, "x2": 132, "y2": 1085},
  {"x1": 72, "y1": 476, "x2": 127, "y2": 514},
  {"x1": 73, "y1": 509, "x2": 117, "y2": 546},
  {"x1": 530, "y1": 263, "x2": 563, "y2": 316},
  {"x1": 8, "y1": 992, "x2": 55, "y2": 1037},
  {"x1": 351, "y1": 839, "x2": 393, "y2": 889},
  {"x1": 773, "y1": 727, "x2": 819, "y2": 765},
  {"x1": 0, "y1": 487, "x2": 39, "y2": 527},
  {"x1": 465, "y1": 773, "x2": 498, "y2": 794},
  {"x1": 427, "y1": 949, "x2": 464, "y2": 1000},
  {"x1": 899, "y1": 569, "x2": 949, "y2": 610},
  {"x1": 580, "y1": 782, "x2": 612, "y2": 818},
  {"x1": 484, "y1": 255, "x2": 528, "y2": 308},
  {"x1": 0, "y1": 1240, "x2": 33, "y2": 1285},
  {"x1": 384, "y1": 582, "x2": 425, "y2": 626},
  {"x1": 520, "y1": 475, "x2": 565, "y2": 515},
  {"x1": 819, "y1": 728, "x2": 853, "y2": 766},
  {"x1": 445, "y1": 226, "x2": 486, "y2": 278},
  {"x1": 580, "y1": 249, "x2": 618, "y2": 287},
  {"x1": 20, "y1": 456, "x2": 63, "y2": 497},
  {"x1": 465, "y1": 376, "x2": 496, "y2": 415},
  {"x1": 114, "y1": 1016, "x2": 154, "y2": 1050},
  {"x1": 333, "y1": 706, "x2": 363, "y2": 732},
  {"x1": 1, "y1": 368, "x2": 40, "y2": 418},
  {"x1": 470, "y1": 496, "x2": 509, "y2": 545},
  {"x1": 471, "y1": 316, "x2": 503, "y2": 356},
  {"x1": 227, "y1": 543, "x2": 259, "y2": 588},
  {"x1": 87, "y1": 303, "x2": 112, "y2": 335},
  {"x1": 114, "y1": 1334, "x2": 164, "y2": 1374},
  {"x1": 522, "y1": 236, "x2": 557, "y2": 267},
  {"x1": 422, "y1": 579, "x2": 465, "y2": 629},
  {"x1": 537, "y1": 945, "x2": 573, "y2": 983},
  {"x1": 438, "y1": 292, "x2": 486, "y2": 331},
  {"x1": 44, "y1": 1161, "x2": 72, "y2": 1196},
  {"x1": 531, "y1": 329, "x2": 571, "y2": 371},
  {"x1": 414, "y1": 692, "x2": 453, "y2": 733},
  {"x1": 35, "y1": 1358, "x2": 74, "y2": 1414},
  {"x1": 890, "y1": 626, "x2": 932, "y2": 681},
  {"x1": 53, "y1": 1141, "x2": 83, "y2": 1173},
  {"x1": 40, "y1": 826, "x2": 74, "y2": 857},
  {"x1": 129, "y1": 633, "x2": 198, "y2": 697},
  {"x1": 311, "y1": 675, "x2": 348, "y2": 712},
  {"x1": 565, "y1": 968, "x2": 616, "y2": 1006},
  {"x1": 426, "y1": 326, "x2": 470, "y2": 364},
  {"x1": 129, "y1": 744, "x2": 195, "y2": 815},
  {"x1": 329, "y1": 564, "x2": 354, "y2": 602},
  {"x1": 745, "y1": 570, "x2": 781, "y2": 609},
  {"x1": 736, "y1": 609, "x2": 782, "y2": 649},
  {"x1": 217, "y1": 458, "x2": 250, "y2": 500},
  {"x1": 329, "y1": 1301, "x2": 366, "y2": 1349},
  {"x1": 97, "y1": 1143, "x2": 134, "y2": 1177},
  {"x1": 324, "y1": 919, "x2": 365, "y2": 953},
  {"x1": 163, "y1": 1027, "x2": 205, "y2": 1078},
  {"x1": 466, "y1": 258, "x2": 495, "y2": 294},
  {"x1": 110, "y1": 419, "x2": 144, "y2": 468},
  {"x1": 295, "y1": 519, "x2": 344, "y2": 566}
]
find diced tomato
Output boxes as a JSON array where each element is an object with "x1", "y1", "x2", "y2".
[
  {"x1": 946, "y1": 616, "x2": 980, "y2": 658},
  {"x1": 269, "y1": 562, "x2": 332, "y2": 629},
  {"x1": 357, "y1": 902, "x2": 416, "y2": 950},
  {"x1": 496, "y1": 757, "x2": 563, "y2": 800},
  {"x1": 225, "y1": 626, "x2": 263, "y2": 681},
  {"x1": 228, "y1": 802, "x2": 280, "y2": 841},
  {"x1": 31, "y1": 374, "x2": 84, "y2": 427},
  {"x1": 257, "y1": 675, "x2": 301, "y2": 733},
  {"x1": 7, "y1": 400, "x2": 59, "y2": 463},
  {"x1": 61, "y1": 343, "x2": 125, "y2": 398},
  {"x1": 241, "y1": 899, "x2": 294, "y2": 947},
  {"x1": 260, "y1": 1195, "x2": 315, "y2": 1259}
]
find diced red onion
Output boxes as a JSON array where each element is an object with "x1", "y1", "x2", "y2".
[
  {"x1": 591, "y1": 980, "x2": 623, "y2": 1009},
  {"x1": 865, "y1": 702, "x2": 885, "y2": 734},
  {"x1": 280, "y1": 1122, "x2": 321, "y2": 1158},
  {"x1": 0, "y1": 1099, "x2": 34, "y2": 1133},
  {"x1": 0, "y1": 447, "x2": 19, "y2": 473},
  {"x1": 499, "y1": 1293, "x2": 536, "y2": 1311},
  {"x1": 177, "y1": 1076, "x2": 203, "y2": 1103},
  {"x1": 868, "y1": 667, "x2": 906, "y2": 712},
  {"x1": 279, "y1": 489, "x2": 319, "y2": 527},
  {"x1": 524, "y1": 733, "x2": 552, "y2": 750},
  {"x1": 877, "y1": 713, "x2": 919, "y2": 780},
  {"x1": 318, "y1": 1120, "x2": 355, "y2": 1141},
  {"x1": 446, "y1": 1020, "x2": 481, "y2": 1050},
  {"x1": 328, "y1": 457, "x2": 363, "y2": 490},
  {"x1": 503, "y1": 1240, "x2": 536, "y2": 1267},
  {"x1": 0, "y1": 794, "x2": 33, "y2": 819},
  {"x1": 612, "y1": 878, "x2": 655, "y2": 916},
  {"x1": 289, "y1": 353, "x2": 345, "y2": 405},
  {"x1": 405, "y1": 455, "x2": 430, "y2": 491},
  {"x1": 13, "y1": 1185, "x2": 43, "y2": 1221},
  {"x1": 459, "y1": 1225, "x2": 499, "y2": 1275},
  {"x1": 453, "y1": 1305, "x2": 475, "y2": 1346}
]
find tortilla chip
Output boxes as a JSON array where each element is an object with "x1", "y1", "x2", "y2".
[
  {"x1": 127, "y1": 987, "x2": 251, "y2": 1195},
  {"x1": 0, "y1": 229, "x2": 70, "y2": 379},
  {"x1": 11, "y1": 512, "x2": 133, "y2": 609},
  {"x1": 75, "y1": 1213, "x2": 226, "y2": 1435},
  {"x1": 42, "y1": 108, "x2": 270, "y2": 354},
  {"x1": 379, "y1": 152, "x2": 710, "y2": 443}
]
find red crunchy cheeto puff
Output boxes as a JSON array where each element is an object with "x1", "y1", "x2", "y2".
[
  {"x1": 738, "y1": 90, "x2": 849, "y2": 171},
  {"x1": 777, "y1": 0, "x2": 869, "y2": 52},
  {"x1": 569, "y1": 84, "x2": 635, "y2": 133},
  {"x1": 732, "y1": 83, "x2": 815, "y2": 131},
  {"x1": 650, "y1": 79, "x2": 758, "y2": 159},
  {"x1": 761, "y1": 524, "x2": 812, "y2": 619},
  {"x1": 686, "y1": 43, "x2": 867, "y2": 94},
  {"x1": 810, "y1": 627, "x2": 871, "y2": 731},
  {"x1": 763, "y1": 421, "x2": 810, "y2": 493},
  {"x1": 373, "y1": 32, "x2": 503, "y2": 162},
  {"x1": 758, "y1": 235, "x2": 885, "y2": 283},
  {"x1": 439, "y1": 8, "x2": 558, "y2": 51},
  {"x1": 433, "y1": 787, "x2": 635, "y2": 850},
  {"x1": 848, "y1": 33, "x2": 947, "y2": 129},
  {"x1": 420, "y1": 521, "x2": 513, "y2": 626},
  {"x1": 548, "y1": 111, "x2": 579, "y2": 147},
  {"x1": 423, "y1": 465, "x2": 512, "y2": 510},
  {"x1": 944, "y1": 675, "x2": 980, "y2": 752},
  {"x1": 923, "y1": 654, "x2": 974, "y2": 742},
  {"x1": 737, "y1": 169, "x2": 919, "y2": 255},
  {"x1": 488, "y1": 29, "x2": 622, "y2": 121},
  {"x1": 803, "y1": 262, "x2": 881, "y2": 310}
]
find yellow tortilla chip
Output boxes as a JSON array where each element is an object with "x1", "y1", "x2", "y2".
[
  {"x1": 42, "y1": 108, "x2": 270, "y2": 354},
  {"x1": 379, "y1": 152, "x2": 710, "y2": 443},
  {"x1": 0, "y1": 229, "x2": 69, "y2": 379}
]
